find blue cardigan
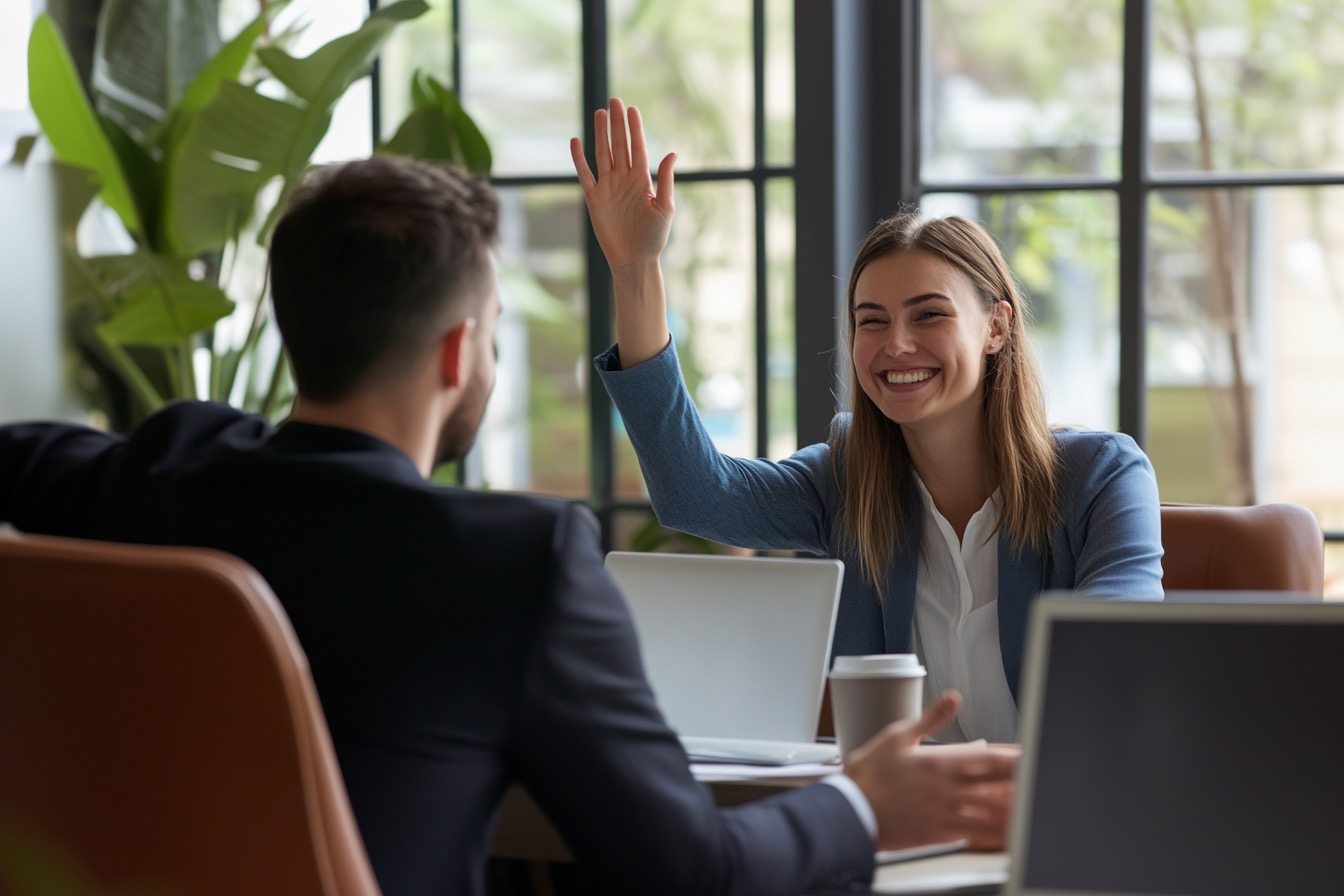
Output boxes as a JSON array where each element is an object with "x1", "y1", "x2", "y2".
[{"x1": 595, "y1": 341, "x2": 1165, "y2": 701}]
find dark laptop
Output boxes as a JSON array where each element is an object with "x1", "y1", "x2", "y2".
[{"x1": 1006, "y1": 596, "x2": 1344, "y2": 896}]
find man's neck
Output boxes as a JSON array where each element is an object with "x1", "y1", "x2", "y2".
[{"x1": 289, "y1": 393, "x2": 439, "y2": 478}]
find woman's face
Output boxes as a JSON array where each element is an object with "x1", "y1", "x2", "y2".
[{"x1": 850, "y1": 249, "x2": 1011, "y2": 437}]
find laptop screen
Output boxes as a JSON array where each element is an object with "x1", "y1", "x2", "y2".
[
  {"x1": 1011, "y1": 599, "x2": 1344, "y2": 896},
  {"x1": 603, "y1": 552, "x2": 842, "y2": 744}
]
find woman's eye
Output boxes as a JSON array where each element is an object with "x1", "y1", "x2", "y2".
[{"x1": 857, "y1": 316, "x2": 885, "y2": 327}]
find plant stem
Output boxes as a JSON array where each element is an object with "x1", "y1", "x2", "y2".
[
  {"x1": 179, "y1": 340, "x2": 198, "y2": 401},
  {"x1": 222, "y1": 268, "x2": 273, "y2": 401},
  {"x1": 99, "y1": 337, "x2": 166, "y2": 417},
  {"x1": 261, "y1": 351, "x2": 290, "y2": 419}
]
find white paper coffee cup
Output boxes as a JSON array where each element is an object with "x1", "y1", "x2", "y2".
[{"x1": 828, "y1": 654, "x2": 927, "y2": 759}]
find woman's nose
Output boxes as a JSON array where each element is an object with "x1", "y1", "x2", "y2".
[{"x1": 885, "y1": 322, "x2": 914, "y2": 355}]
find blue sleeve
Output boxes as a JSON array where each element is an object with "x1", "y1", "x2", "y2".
[
  {"x1": 1063, "y1": 431, "x2": 1165, "y2": 599},
  {"x1": 513, "y1": 502, "x2": 875, "y2": 896},
  {"x1": 594, "y1": 341, "x2": 837, "y2": 555}
]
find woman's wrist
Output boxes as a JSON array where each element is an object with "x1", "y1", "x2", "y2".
[{"x1": 611, "y1": 262, "x2": 670, "y2": 367}]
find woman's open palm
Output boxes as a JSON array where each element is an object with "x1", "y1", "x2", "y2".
[{"x1": 570, "y1": 97, "x2": 676, "y2": 270}]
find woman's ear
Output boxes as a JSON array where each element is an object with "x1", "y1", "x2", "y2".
[
  {"x1": 987, "y1": 300, "x2": 1013, "y2": 354},
  {"x1": 438, "y1": 318, "x2": 477, "y2": 388}
]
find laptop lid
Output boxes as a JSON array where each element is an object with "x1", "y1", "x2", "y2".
[
  {"x1": 603, "y1": 551, "x2": 842, "y2": 744},
  {"x1": 1007, "y1": 596, "x2": 1344, "y2": 896}
]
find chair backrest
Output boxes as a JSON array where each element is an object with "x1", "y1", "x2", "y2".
[
  {"x1": 0, "y1": 531, "x2": 381, "y2": 896},
  {"x1": 1160, "y1": 502, "x2": 1325, "y2": 593}
]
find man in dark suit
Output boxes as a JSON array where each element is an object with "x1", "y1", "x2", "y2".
[{"x1": 0, "y1": 155, "x2": 1015, "y2": 896}]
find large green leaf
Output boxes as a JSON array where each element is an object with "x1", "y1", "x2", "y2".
[
  {"x1": 163, "y1": 81, "x2": 320, "y2": 256},
  {"x1": 50, "y1": 161, "x2": 102, "y2": 238},
  {"x1": 28, "y1": 13, "x2": 144, "y2": 236},
  {"x1": 95, "y1": 256, "x2": 234, "y2": 346},
  {"x1": 164, "y1": 0, "x2": 427, "y2": 255},
  {"x1": 157, "y1": 0, "x2": 290, "y2": 150},
  {"x1": 92, "y1": 0, "x2": 221, "y2": 141},
  {"x1": 378, "y1": 72, "x2": 492, "y2": 174},
  {"x1": 98, "y1": 113, "x2": 162, "y2": 247},
  {"x1": 257, "y1": 0, "x2": 428, "y2": 107}
]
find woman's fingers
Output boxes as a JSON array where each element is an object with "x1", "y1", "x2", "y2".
[
  {"x1": 609, "y1": 97, "x2": 631, "y2": 170},
  {"x1": 570, "y1": 137, "x2": 596, "y2": 192},
  {"x1": 579, "y1": 98, "x2": 669, "y2": 197},
  {"x1": 629, "y1": 103, "x2": 650, "y2": 173},
  {"x1": 594, "y1": 107, "x2": 611, "y2": 177}
]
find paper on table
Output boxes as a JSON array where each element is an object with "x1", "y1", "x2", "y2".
[
  {"x1": 873, "y1": 851, "x2": 1008, "y2": 895},
  {"x1": 877, "y1": 840, "x2": 967, "y2": 864},
  {"x1": 690, "y1": 762, "x2": 837, "y2": 781}
]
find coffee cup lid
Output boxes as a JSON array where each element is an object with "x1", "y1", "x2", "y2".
[{"x1": 829, "y1": 653, "x2": 927, "y2": 678}]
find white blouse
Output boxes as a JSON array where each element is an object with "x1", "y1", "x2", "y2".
[{"x1": 911, "y1": 478, "x2": 1019, "y2": 744}]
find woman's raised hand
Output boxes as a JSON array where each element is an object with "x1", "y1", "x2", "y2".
[
  {"x1": 570, "y1": 97, "x2": 676, "y2": 270},
  {"x1": 570, "y1": 97, "x2": 676, "y2": 367}
]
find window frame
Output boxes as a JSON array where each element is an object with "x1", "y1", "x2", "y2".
[{"x1": 793, "y1": 0, "x2": 1344, "y2": 546}]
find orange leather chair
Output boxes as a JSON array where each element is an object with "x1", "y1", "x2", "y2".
[
  {"x1": 0, "y1": 531, "x2": 381, "y2": 896},
  {"x1": 1159, "y1": 501, "x2": 1325, "y2": 594}
]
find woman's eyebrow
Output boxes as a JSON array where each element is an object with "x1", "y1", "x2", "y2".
[
  {"x1": 852, "y1": 293, "x2": 951, "y2": 312},
  {"x1": 903, "y1": 292, "x2": 952, "y2": 307}
]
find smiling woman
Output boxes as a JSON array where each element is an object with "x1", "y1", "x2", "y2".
[{"x1": 578, "y1": 97, "x2": 1165, "y2": 746}]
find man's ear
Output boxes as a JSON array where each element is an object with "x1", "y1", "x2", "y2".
[{"x1": 438, "y1": 318, "x2": 477, "y2": 388}]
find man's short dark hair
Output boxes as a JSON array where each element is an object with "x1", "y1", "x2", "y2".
[{"x1": 269, "y1": 155, "x2": 500, "y2": 402}]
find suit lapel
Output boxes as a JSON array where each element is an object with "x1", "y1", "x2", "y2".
[{"x1": 998, "y1": 538, "x2": 1045, "y2": 703}]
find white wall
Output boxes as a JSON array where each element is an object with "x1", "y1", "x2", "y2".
[{"x1": 0, "y1": 162, "x2": 80, "y2": 422}]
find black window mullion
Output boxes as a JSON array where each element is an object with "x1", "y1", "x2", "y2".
[
  {"x1": 1118, "y1": 0, "x2": 1153, "y2": 446},
  {"x1": 753, "y1": 0, "x2": 769, "y2": 459},
  {"x1": 581, "y1": 0, "x2": 614, "y2": 548},
  {"x1": 450, "y1": 0, "x2": 462, "y2": 94}
]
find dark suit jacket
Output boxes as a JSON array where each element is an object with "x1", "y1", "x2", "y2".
[{"x1": 0, "y1": 402, "x2": 874, "y2": 896}]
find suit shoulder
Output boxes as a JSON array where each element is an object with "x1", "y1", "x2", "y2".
[
  {"x1": 1051, "y1": 427, "x2": 1143, "y2": 466},
  {"x1": 134, "y1": 401, "x2": 269, "y2": 450}
]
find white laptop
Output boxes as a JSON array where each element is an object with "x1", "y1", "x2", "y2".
[
  {"x1": 604, "y1": 551, "x2": 843, "y2": 765},
  {"x1": 1005, "y1": 595, "x2": 1344, "y2": 896}
]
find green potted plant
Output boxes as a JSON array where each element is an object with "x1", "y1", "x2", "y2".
[{"x1": 19, "y1": 0, "x2": 490, "y2": 431}]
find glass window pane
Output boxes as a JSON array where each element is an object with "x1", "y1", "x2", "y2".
[
  {"x1": 460, "y1": 1, "x2": 580, "y2": 176},
  {"x1": 615, "y1": 180, "x2": 756, "y2": 498},
  {"x1": 378, "y1": 0, "x2": 455, "y2": 139},
  {"x1": 923, "y1": 0, "x2": 1123, "y2": 180},
  {"x1": 1, "y1": 0, "x2": 29, "y2": 110},
  {"x1": 470, "y1": 184, "x2": 589, "y2": 497},
  {"x1": 609, "y1": 0, "x2": 753, "y2": 170},
  {"x1": 767, "y1": 177, "x2": 796, "y2": 458},
  {"x1": 1146, "y1": 187, "x2": 1344, "y2": 538},
  {"x1": 0, "y1": 0, "x2": 34, "y2": 152},
  {"x1": 1150, "y1": 0, "x2": 1344, "y2": 174},
  {"x1": 765, "y1": 0, "x2": 794, "y2": 167},
  {"x1": 921, "y1": 191, "x2": 1120, "y2": 431}
]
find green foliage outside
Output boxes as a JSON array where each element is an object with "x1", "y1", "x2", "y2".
[{"x1": 15, "y1": 0, "x2": 491, "y2": 433}]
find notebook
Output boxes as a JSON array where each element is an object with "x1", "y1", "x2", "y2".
[
  {"x1": 1006, "y1": 596, "x2": 1344, "y2": 896},
  {"x1": 603, "y1": 551, "x2": 843, "y2": 765}
]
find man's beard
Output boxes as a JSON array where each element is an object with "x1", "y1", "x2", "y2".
[{"x1": 433, "y1": 376, "x2": 491, "y2": 466}]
